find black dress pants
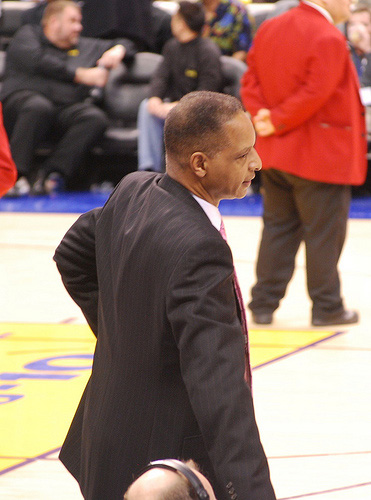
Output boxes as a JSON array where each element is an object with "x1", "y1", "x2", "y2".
[
  {"x1": 3, "y1": 90, "x2": 108, "y2": 180},
  {"x1": 249, "y1": 169, "x2": 351, "y2": 319}
]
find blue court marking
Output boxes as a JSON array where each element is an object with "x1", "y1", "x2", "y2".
[
  {"x1": 0, "y1": 447, "x2": 61, "y2": 477},
  {"x1": 0, "y1": 192, "x2": 370, "y2": 218},
  {"x1": 0, "y1": 192, "x2": 109, "y2": 214},
  {"x1": 0, "y1": 333, "x2": 12, "y2": 340}
]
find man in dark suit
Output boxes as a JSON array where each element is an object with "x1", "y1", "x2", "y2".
[{"x1": 54, "y1": 91, "x2": 276, "y2": 500}]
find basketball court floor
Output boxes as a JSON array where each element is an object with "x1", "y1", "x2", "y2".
[{"x1": 0, "y1": 192, "x2": 370, "y2": 499}]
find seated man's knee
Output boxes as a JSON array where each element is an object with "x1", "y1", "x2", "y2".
[
  {"x1": 81, "y1": 105, "x2": 109, "y2": 131},
  {"x1": 138, "y1": 99, "x2": 151, "y2": 121},
  {"x1": 23, "y1": 94, "x2": 55, "y2": 117},
  {"x1": 139, "y1": 98, "x2": 149, "y2": 113}
]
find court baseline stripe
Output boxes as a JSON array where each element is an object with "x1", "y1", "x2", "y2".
[
  {"x1": 278, "y1": 481, "x2": 371, "y2": 499},
  {"x1": 253, "y1": 330, "x2": 345, "y2": 370},
  {"x1": 0, "y1": 243, "x2": 58, "y2": 250},
  {"x1": 0, "y1": 448, "x2": 61, "y2": 476},
  {"x1": 0, "y1": 455, "x2": 58, "y2": 461},
  {"x1": 270, "y1": 450, "x2": 371, "y2": 459}
]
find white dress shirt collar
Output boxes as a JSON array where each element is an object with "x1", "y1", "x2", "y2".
[
  {"x1": 302, "y1": 0, "x2": 334, "y2": 24},
  {"x1": 192, "y1": 194, "x2": 222, "y2": 231}
]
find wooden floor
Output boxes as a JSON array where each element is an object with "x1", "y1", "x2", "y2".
[{"x1": 1, "y1": 211, "x2": 370, "y2": 499}]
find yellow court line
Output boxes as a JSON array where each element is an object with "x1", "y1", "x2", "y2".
[{"x1": 0, "y1": 323, "x2": 339, "y2": 475}]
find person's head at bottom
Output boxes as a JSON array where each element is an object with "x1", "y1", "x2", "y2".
[
  {"x1": 123, "y1": 459, "x2": 216, "y2": 500},
  {"x1": 164, "y1": 90, "x2": 261, "y2": 207}
]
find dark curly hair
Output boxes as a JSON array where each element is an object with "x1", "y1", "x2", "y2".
[{"x1": 178, "y1": 1, "x2": 206, "y2": 34}]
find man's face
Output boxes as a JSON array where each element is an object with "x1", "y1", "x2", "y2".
[
  {"x1": 349, "y1": 10, "x2": 371, "y2": 33},
  {"x1": 202, "y1": 111, "x2": 261, "y2": 206},
  {"x1": 324, "y1": 0, "x2": 353, "y2": 24},
  {"x1": 171, "y1": 12, "x2": 186, "y2": 39},
  {"x1": 53, "y1": 6, "x2": 83, "y2": 48}
]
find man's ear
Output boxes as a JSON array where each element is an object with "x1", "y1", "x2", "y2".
[{"x1": 190, "y1": 152, "x2": 208, "y2": 178}]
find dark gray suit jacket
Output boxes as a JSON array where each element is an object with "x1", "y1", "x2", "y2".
[{"x1": 54, "y1": 172, "x2": 276, "y2": 500}]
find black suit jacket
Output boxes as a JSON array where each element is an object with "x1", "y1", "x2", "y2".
[{"x1": 54, "y1": 172, "x2": 276, "y2": 500}]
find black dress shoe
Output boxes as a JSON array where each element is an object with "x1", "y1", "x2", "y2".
[
  {"x1": 312, "y1": 309, "x2": 359, "y2": 327},
  {"x1": 252, "y1": 312, "x2": 273, "y2": 325}
]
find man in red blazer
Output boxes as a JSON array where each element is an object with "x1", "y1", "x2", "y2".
[
  {"x1": 0, "y1": 103, "x2": 17, "y2": 198},
  {"x1": 241, "y1": 0, "x2": 367, "y2": 326}
]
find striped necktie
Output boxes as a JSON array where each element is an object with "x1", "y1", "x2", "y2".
[{"x1": 220, "y1": 219, "x2": 252, "y2": 388}]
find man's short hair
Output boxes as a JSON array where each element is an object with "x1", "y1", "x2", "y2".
[
  {"x1": 164, "y1": 91, "x2": 244, "y2": 168},
  {"x1": 42, "y1": 0, "x2": 80, "y2": 26},
  {"x1": 351, "y1": 3, "x2": 371, "y2": 17},
  {"x1": 178, "y1": 1, "x2": 205, "y2": 35}
]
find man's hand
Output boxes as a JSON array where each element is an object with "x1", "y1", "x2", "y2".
[
  {"x1": 97, "y1": 45, "x2": 126, "y2": 69},
  {"x1": 147, "y1": 97, "x2": 178, "y2": 120},
  {"x1": 74, "y1": 66, "x2": 109, "y2": 87},
  {"x1": 253, "y1": 108, "x2": 276, "y2": 137},
  {"x1": 232, "y1": 50, "x2": 247, "y2": 62}
]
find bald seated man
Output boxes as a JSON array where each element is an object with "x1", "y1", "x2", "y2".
[
  {"x1": 124, "y1": 460, "x2": 216, "y2": 500},
  {"x1": 2, "y1": 0, "x2": 136, "y2": 196}
]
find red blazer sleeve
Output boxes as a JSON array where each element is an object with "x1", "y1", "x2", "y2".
[
  {"x1": 240, "y1": 44, "x2": 268, "y2": 116},
  {"x1": 0, "y1": 103, "x2": 17, "y2": 197}
]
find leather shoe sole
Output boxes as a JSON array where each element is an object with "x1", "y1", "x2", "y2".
[
  {"x1": 252, "y1": 312, "x2": 273, "y2": 325},
  {"x1": 312, "y1": 309, "x2": 359, "y2": 327}
]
